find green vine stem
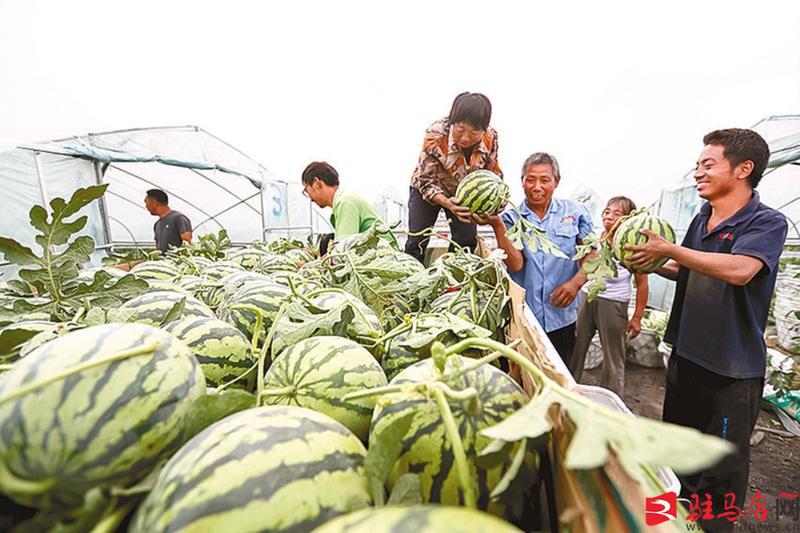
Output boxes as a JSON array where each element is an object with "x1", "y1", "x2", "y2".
[
  {"x1": 258, "y1": 386, "x2": 295, "y2": 398},
  {"x1": 255, "y1": 301, "x2": 288, "y2": 405},
  {"x1": 0, "y1": 343, "x2": 162, "y2": 407},
  {"x1": 432, "y1": 384, "x2": 477, "y2": 509}
]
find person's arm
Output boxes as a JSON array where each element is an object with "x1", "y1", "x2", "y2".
[
  {"x1": 473, "y1": 213, "x2": 523, "y2": 272},
  {"x1": 626, "y1": 230, "x2": 763, "y2": 286},
  {"x1": 176, "y1": 214, "x2": 192, "y2": 245},
  {"x1": 628, "y1": 273, "x2": 649, "y2": 338},
  {"x1": 654, "y1": 259, "x2": 680, "y2": 281},
  {"x1": 549, "y1": 256, "x2": 589, "y2": 308}
]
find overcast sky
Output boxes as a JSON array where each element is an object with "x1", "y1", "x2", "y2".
[{"x1": 1, "y1": 0, "x2": 798, "y2": 211}]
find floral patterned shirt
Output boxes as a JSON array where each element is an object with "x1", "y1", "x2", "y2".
[{"x1": 410, "y1": 117, "x2": 502, "y2": 203}]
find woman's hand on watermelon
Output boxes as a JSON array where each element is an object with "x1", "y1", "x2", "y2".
[
  {"x1": 446, "y1": 197, "x2": 476, "y2": 224},
  {"x1": 624, "y1": 229, "x2": 674, "y2": 270}
]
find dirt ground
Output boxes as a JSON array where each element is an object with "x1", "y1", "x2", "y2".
[{"x1": 582, "y1": 363, "x2": 800, "y2": 530}]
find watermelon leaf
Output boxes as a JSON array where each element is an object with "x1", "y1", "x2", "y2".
[
  {"x1": 0, "y1": 185, "x2": 114, "y2": 322},
  {"x1": 160, "y1": 296, "x2": 187, "y2": 326},
  {"x1": 480, "y1": 385, "x2": 733, "y2": 481},
  {"x1": 181, "y1": 390, "x2": 256, "y2": 441},
  {"x1": 365, "y1": 410, "x2": 415, "y2": 506},
  {"x1": 386, "y1": 473, "x2": 423, "y2": 506}
]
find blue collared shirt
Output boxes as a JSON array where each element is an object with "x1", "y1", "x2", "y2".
[
  {"x1": 664, "y1": 192, "x2": 787, "y2": 378},
  {"x1": 501, "y1": 198, "x2": 593, "y2": 332}
]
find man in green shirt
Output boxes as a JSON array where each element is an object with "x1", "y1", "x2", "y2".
[{"x1": 301, "y1": 161, "x2": 398, "y2": 249}]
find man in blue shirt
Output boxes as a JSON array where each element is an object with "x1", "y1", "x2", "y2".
[
  {"x1": 627, "y1": 129, "x2": 787, "y2": 532},
  {"x1": 476, "y1": 152, "x2": 593, "y2": 364}
]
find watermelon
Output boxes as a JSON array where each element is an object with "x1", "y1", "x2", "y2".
[
  {"x1": 130, "y1": 406, "x2": 371, "y2": 533},
  {"x1": 226, "y1": 247, "x2": 274, "y2": 270},
  {"x1": 163, "y1": 317, "x2": 256, "y2": 389},
  {"x1": 130, "y1": 260, "x2": 180, "y2": 281},
  {"x1": 218, "y1": 281, "x2": 291, "y2": 344},
  {"x1": 199, "y1": 261, "x2": 246, "y2": 282},
  {"x1": 612, "y1": 212, "x2": 676, "y2": 273},
  {"x1": 203, "y1": 271, "x2": 272, "y2": 310},
  {"x1": 176, "y1": 274, "x2": 206, "y2": 292},
  {"x1": 262, "y1": 337, "x2": 388, "y2": 440},
  {"x1": 455, "y1": 170, "x2": 509, "y2": 215},
  {"x1": 312, "y1": 505, "x2": 522, "y2": 533},
  {"x1": 369, "y1": 356, "x2": 535, "y2": 518},
  {"x1": 144, "y1": 279, "x2": 189, "y2": 294},
  {"x1": 0, "y1": 323, "x2": 205, "y2": 509},
  {"x1": 119, "y1": 290, "x2": 215, "y2": 327}
]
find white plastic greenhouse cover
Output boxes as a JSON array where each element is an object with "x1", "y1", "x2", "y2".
[
  {"x1": 649, "y1": 115, "x2": 800, "y2": 310},
  {"x1": 0, "y1": 126, "x2": 333, "y2": 274}
]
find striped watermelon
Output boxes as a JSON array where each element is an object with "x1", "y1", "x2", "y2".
[
  {"x1": 163, "y1": 317, "x2": 255, "y2": 389},
  {"x1": 226, "y1": 247, "x2": 274, "y2": 270},
  {"x1": 199, "y1": 261, "x2": 246, "y2": 282},
  {"x1": 176, "y1": 274, "x2": 206, "y2": 293},
  {"x1": 202, "y1": 271, "x2": 272, "y2": 310},
  {"x1": 262, "y1": 337, "x2": 388, "y2": 440},
  {"x1": 130, "y1": 260, "x2": 180, "y2": 281},
  {"x1": 612, "y1": 212, "x2": 676, "y2": 273},
  {"x1": 177, "y1": 255, "x2": 214, "y2": 275},
  {"x1": 130, "y1": 406, "x2": 371, "y2": 533},
  {"x1": 369, "y1": 356, "x2": 535, "y2": 518},
  {"x1": 218, "y1": 281, "x2": 291, "y2": 344},
  {"x1": 312, "y1": 505, "x2": 522, "y2": 533},
  {"x1": 145, "y1": 279, "x2": 189, "y2": 294},
  {"x1": 455, "y1": 170, "x2": 510, "y2": 215},
  {"x1": 0, "y1": 323, "x2": 205, "y2": 509},
  {"x1": 119, "y1": 290, "x2": 215, "y2": 327}
]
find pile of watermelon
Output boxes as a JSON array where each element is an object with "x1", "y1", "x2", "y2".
[{"x1": 0, "y1": 188, "x2": 543, "y2": 532}]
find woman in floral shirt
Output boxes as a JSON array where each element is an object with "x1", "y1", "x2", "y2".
[{"x1": 404, "y1": 92, "x2": 503, "y2": 262}]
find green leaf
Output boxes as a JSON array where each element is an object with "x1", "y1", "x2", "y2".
[
  {"x1": 386, "y1": 473, "x2": 423, "y2": 506},
  {"x1": 476, "y1": 438, "x2": 514, "y2": 470},
  {"x1": 160, "y1": 297, "x2": 186, "y2": 327},
  {"x1": 489, "y1": 438, "x2": 539, "y2": 505},
  {"x1": 480, "y1": 386, "x2": 734, "y2": 482},
  {"x1": 182, "y1": 390, "x2": 256, "y2": 441},
  {"x1": 28, "y1": 205, "x2": 48, "y2": 234},
  {"x1": 365, "y1": 410, "x2": 415, "y2": 506},
  {"x1": 0, "y1": 237, "x2": 41, "y2": 266},
  {"x1": 53, "y1": 235, "x2": 95, "y2": 265}
]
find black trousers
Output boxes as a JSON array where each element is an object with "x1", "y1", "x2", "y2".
[
  {"x1": 404, "y1": 187, "x2": 477, "y2": 263},
  {"x1": 663, "y1": 353, "x2": 763, "y2": 532},
  {"x1": 546, "y1": 322, "x2": 577, "y2": 368}
]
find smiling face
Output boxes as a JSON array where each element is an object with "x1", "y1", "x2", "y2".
[
  {"x1": 522, "y1": 163, "x2": 558, "y2": 212},
  {"x1": 694, "y1": 144, "x2": 752, "y2": 201}
]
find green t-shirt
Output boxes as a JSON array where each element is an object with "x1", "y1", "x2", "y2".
[{"x1": 330, "y1": 189, "x2": 398, "y2": 247}]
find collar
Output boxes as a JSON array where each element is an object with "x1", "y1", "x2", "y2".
[
  {"x1": 700, "y1": 191, "x2": 760, "y2": 229},
  {"x1": 331, "y1": 187, "x2": 342, "y2": 209},
  {"x1": 519, "y1": 197, "x2": 558, "y2": 220}
]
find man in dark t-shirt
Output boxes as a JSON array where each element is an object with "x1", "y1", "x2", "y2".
[
  {"x1": 145, "y1": 189, "x2": 193, "y2": 252},
  {"x1": 626, "y1": 129, "x2": 787, "y2": 532}
]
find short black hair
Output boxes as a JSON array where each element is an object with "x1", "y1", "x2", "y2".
[
  {"x1": 448, "y1": 92, "x2": 492, "y2": 131},
  {"x1": 302, "y1": 161, "x2": 339, "y2": 187},
  {"x1": 146, "y1": 189, "x2": 168, "y2": 205},
  {"x1": 703, "y1": 128, "x2": 770, "y2": 189}
]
